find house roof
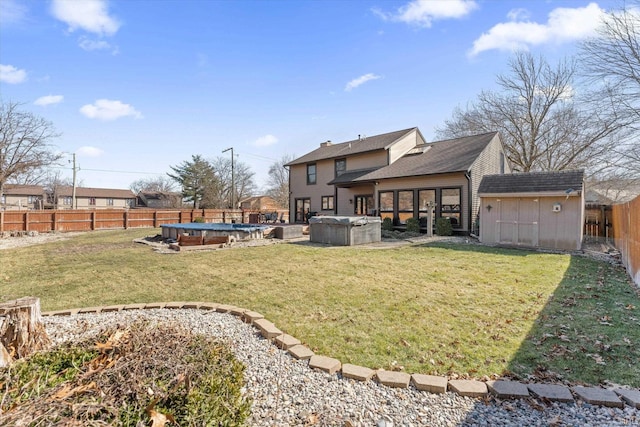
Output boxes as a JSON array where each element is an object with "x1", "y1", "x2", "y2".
[
  {"x1": 327, "y1": 132, "x2": 498, "y2": 186},
  {"x1": 357, "y1": 132, "x2": 499, "y2": 182},
  {"x1": 327, "y1": 168, "x2": 381, "y2": 185},
  {"x1": 478, "y1": 170, "x2": 584, "y2": 195},
  {"x1": 286, "y1": 127, "x2": 419, "y2": 166},
  {"x1": 57, "y1": 186, "x2": 136, "y2": 198},
  {"x1": 2, "y1": 184, "x2": 45, "y2": 196}
]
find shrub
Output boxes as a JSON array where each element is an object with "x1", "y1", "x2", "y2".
[
  {"x1": 405, "y1": 217, "x2": 420, "y2": 233},
  {"x1": 193, "y1": 217, "x2": 205, "y2": 223},
  {"x1": 435, "y1": 217, "x2": 453, "y2": 236},
  {"x1": 0, "y1": 321, "x2": 251, "y2": 426},
  {"x1": 381, "y1": 217, "x2": 393, "y2": 231}
]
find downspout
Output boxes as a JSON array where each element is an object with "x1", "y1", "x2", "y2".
[
  {"x1": 465, "y1": 172, "x2": 472, "y2": 235},
  {"x1": 286, "y1": 164, "x2": 292, "y2": 223}
]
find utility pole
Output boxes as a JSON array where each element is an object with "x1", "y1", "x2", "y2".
[
  {"x1": 71, "y1": 153, "x2": 78, "y2": 210},
  {"x1": 222, "y1": 147, "x2": 235, "y2": 208}
]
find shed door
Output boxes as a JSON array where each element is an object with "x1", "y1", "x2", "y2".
[{"x1": 497, "y1": 198, "x2": 539, "y2": 246}]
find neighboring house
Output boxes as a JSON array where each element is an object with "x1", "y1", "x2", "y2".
[
  {"x1": 137, "y1": 191, "x2": 182, "y2": 208},
  {"x1": 55, "y1": 186, "x2": 136, "y2": 209},
  {"x1": 286, "y1": 127, "x2": 509, "y2": 234},
  {"x1": 478, "y1": 170, "x2": 585, "y2": 251},
  {"x1": 240, "y1": 196, "x2": 281, "y2": 211},
  {"x1": 0, "y1": 185, "x2": 46, "y2": 210}
]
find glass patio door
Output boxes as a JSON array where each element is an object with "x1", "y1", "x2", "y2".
[
  {"x1": 295, "y1": 198, "x2": 311, "y2": 223},
  {"x1": 354, "y1": 195, "x2": 373, "y2": 215}
]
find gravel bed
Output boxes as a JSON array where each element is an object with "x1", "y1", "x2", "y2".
[{"x1": 44, "y1": 309, "x2": 640, "y2": 427}]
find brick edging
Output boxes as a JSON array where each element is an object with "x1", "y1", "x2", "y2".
[{"x1": 43, "y1": 302, "x2": 640, "y2": 410}]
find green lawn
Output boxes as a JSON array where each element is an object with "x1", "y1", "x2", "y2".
[{"x1": 2, "y1": 228, "x2": 638, "y2": 387}]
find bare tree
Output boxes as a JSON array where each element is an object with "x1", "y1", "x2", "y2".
[
  {"x1": 580, "y1": 1, "x2": 640, "y2": 175},
  {"x1": 42, "y1": 170, "x2": 73, "y2": 207},
  {"x1": 436, "y1": 52, "x2": 624, "y2": 173},
  {"x1": 0, "y1": 102, "x2": 62, "y2": 196},
  {"x1": 130, "y1": 176, "x2": 177, "y2": 194},
  {"x1": 265, "y1": 154, "x2": 292, "y2": 208},
  {"x1": 210, "y1": 156, "x2": 256, "y2": 208}
]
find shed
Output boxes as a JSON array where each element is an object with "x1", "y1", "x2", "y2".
[{"x1": 478, "y1": 170, "x2": 585, "y2": 251}]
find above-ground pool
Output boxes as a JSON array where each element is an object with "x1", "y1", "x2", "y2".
[{"x1": 161, "y1": 222, "x2": 270, "y2": 242}]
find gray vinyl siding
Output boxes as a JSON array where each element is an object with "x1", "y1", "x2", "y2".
[{"x1": 468, "y1": 134, "x2": 510, "y2": 234}]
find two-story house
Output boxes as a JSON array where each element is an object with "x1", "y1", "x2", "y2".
[
  {"x1": 286, "y1": 127, "x2": 509, "y2": 234},
  {"x1": 0, "y1": 185, "x2": 46, "y2": 210},
  {"x1": 55, "y1": 186, "x2": 136, "y2": 209}
]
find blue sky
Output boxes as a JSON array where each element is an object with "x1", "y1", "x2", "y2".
[{"x1": 0, "y1": 0, "x2": 617, "y2": 191}]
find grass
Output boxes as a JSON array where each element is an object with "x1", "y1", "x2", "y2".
[{"x1": 1, "y1": 228, "x2": 638, "y2": 387}]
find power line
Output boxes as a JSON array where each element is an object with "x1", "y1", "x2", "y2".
[
  {"x1": 236, "y1": 151, "x2": 279, "y2": 162},
  {"x1": 50, "y1": 165, "x2": 166, "y2": 175}
]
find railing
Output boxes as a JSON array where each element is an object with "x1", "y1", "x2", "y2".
[
  {"x1": 611, "y1": 196, "x2": 640, "y2": 286},
  {"x1": 0, "y1": 208, "x2": 289, "y2": 234}
]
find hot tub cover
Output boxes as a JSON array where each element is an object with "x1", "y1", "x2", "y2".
[{"x1": 308, "y1": 216, "x2": 381, "y2": 226}]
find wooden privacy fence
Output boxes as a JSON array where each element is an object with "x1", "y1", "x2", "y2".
[
  {"x1": 0, "y1": 208, "x2": 289, "y2": 234},
  {"x1": 611, "y1": 195, "x2": 640, "y2": 286}
]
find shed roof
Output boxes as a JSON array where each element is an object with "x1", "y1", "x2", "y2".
[
  {"x1": 286, "y1": 127, "x2": 419, "y2": 166},
  {"x1": 478, "y1": 170, "x2": 584, "y2": 195}
]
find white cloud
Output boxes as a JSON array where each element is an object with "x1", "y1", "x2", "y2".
[
  {"x1": 345, "y1": 73, "x2": 382, "y2": 92},
  {"x1": 77, "y1": 146, "x2": 104, "y2": 157},
  {"x1": 34, "y1": 95, "x2": 64, "y2": 106},
  {"x1": 470, "y1": 3, "x2": 604, "y2": 56},
  {"x1": 0, "y1": 64, "x2": 27, "y2": 84},
  {"x1": 51, "y1": 0, "x2": 120, "y2": 36},
  {"x1": 254, "y1": 134, "x2": 278, "y2": 147},
  {"x1": 507, "y1": 8, "x2": 530, "y2": 22},
  {"x1": 374, "y1": 0, "x2": 477, "y2": 28},
  {"x1": 80, "y1": 99, "x2": 142, "y2": 121},
  {"x1": 78, "y1": 36, "x2": 118, "y2": 54},
  {"x1": 0, "y1": 0, "x2": 28, "y2": 25}
]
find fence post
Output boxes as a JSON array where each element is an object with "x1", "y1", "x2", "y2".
[
  {"x1": 153, "y1": 210, "x2": 158, "y2": 228},
  {"x1": 91, "y1": 211, "x2": 96, "y2": 230},
  {"x1": 125, "y1": 210, "x2": 129, "y2": 229},
  {"x1": 0, "y1": 211, "x2": 3, "y2": 233},
  {"x1": 24, "y1": 212, "x2": 29, "y2": 232}
]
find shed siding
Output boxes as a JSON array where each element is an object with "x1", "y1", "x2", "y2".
[{"x1": 480, "y1": 195, "x2": 583, "y2": 250}]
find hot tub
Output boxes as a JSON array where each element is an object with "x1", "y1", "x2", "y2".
[
  {"x1": 161, "y1": 223, "x2": 269, "y2": 242},
  {"x1": 308, "y1": 216, "x2": 381, "y2": 246}
]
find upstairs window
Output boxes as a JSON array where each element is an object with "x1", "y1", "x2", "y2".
[
  {"x1": 63, "y1": 197, "x2": 72, "y2": 205},
  {"x1": 307, "y1": 163, "x2": 317, "y2": 185},
  {"x1": 107, "y1": 198, "x2": 114, "y2": 206},
  {"x1": 335, "y1": 158, "x2": 346, "y2": 177},
  {"x1": 89, "y1": 197, "x2": 96, "y2": 206}
]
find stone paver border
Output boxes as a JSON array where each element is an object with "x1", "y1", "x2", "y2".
[{"x1": 42, "y1": 302, "x2": 638, "y2": 409}]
